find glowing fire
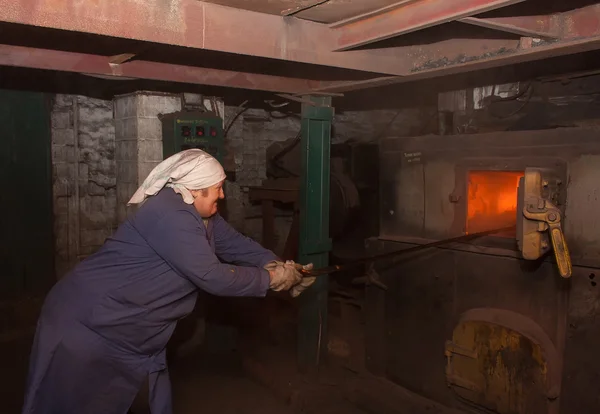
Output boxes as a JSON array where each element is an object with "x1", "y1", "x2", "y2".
[{"x1": 467, "y1": 171, "x2": 523, "y2": 235}]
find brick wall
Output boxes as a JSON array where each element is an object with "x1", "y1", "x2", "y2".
[{"x1": 51, "y1": 95, "x2": 116, "y2": 278}]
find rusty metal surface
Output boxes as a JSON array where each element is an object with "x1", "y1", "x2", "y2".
[
  {"x1": 332, "y1": 0, "x2": 525, "y2": 51},
  {"x1": 446, "y1": 309, "x2": 562, "y2": 414},
  {"x1": 328, "y1": 0, "x2": 419, "y2": 28},
  {"x1": 0, "y1": 0, "x2": 406, "y2": 75},
  {"x1": 319, "y1": 3, "x2": 600, "y2": 91},
  {"x1": 319, "y1": 37, "x2": 600, "y2": 93},
  {"x1": 0, "y1": 44, "x2": 326, "y2": 93},
  {"x1": 0, "y1": 0, "x2": 548, "y2": 78},
  {"x1": 364, "y1": 236, "x2": 572, "y2": 412},
  {"x1": 459, "y1": 16, "x2": 559, "y2": 39},
  {"x1": 1, "y1": 0, "x2": 600, "y2": 93},
  {"x1": 519, "y1": 169, "x2": 572, "y2": 279},
  {"x1": 204, "y1": 0, "x2": 400, "y2": 23}
]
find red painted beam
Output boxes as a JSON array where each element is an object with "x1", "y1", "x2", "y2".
[
  {"x1": 0, "y1": 0, "x2": 404, "y2": 76},
  {"x1": 321, "y1": 4, "x2": 600, "y2": 92},
  {"x1": 459, "y1": 16, "x2": 559, "y2": 39},
  {"x1": 0, "y1": 44, "x2": 327, "y2": 93},
  {"x1": 333, "y1": 0, "x2": 525, "y2": 51}
]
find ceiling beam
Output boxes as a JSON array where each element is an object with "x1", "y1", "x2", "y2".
[
  {"x1": 320, "y1": 4, "x2": 600, "y2": 92},
  {"x1": 329, "y1": 0, "x2": 419, "y2": 28},
  {"x1": 0, "y1": 44, "x2": 329, "y2": 94},
  {"x1": 0, "y1": 0, "x2": 405, "y2": 76},
  {"x1": 459, "y1": 16, "x2": 559, "y2": 39},
  {"x1": 1, "y1": 0, "x2": 599, "y2": 95},
  {"x1": 332, "y1": 0, "x2": 525, "y2": 51}
]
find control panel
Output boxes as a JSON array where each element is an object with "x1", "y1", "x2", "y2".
[{"x1": 160, "y1": 111, "x2": 224, "y2": 162}]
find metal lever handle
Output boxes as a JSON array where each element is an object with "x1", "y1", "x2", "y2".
[
  {"x1": 548, "y1": 222, "x2": 572, "y2": 278},
  {"x1": 523, "y1": 201, "x2": 572, "y2": 279}
]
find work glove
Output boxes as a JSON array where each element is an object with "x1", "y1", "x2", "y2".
[
  {"x1": 264, "y1": 260, "x2": 314, "y2": 296},
  {"x1": 265, "y1": 260, "x2": 302, "y2": 292},
  {"x1": 290, "y1": 263, "x2": 316, "y2": 298}
]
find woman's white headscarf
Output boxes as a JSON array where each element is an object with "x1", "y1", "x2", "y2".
[{"x1": 128, "y1": 149, "x2": 226, "y2": 205}]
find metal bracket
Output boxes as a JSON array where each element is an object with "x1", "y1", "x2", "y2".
[
  {"x1": 352, "y1": 263, "x2": 388, "y2": 290},
  {"x1": 523, "y1": 196, "x2": 572, "y2": 278}
]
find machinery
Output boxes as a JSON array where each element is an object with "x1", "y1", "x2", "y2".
[
  {"x1": 266, "y1": 136, "x2": 378, "y2": 240},
  {"x1": 365, "y1": 128, "x2": 600, "y2": 414}
]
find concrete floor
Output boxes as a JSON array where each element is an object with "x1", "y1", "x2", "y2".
[
  {"x1": 171, "y1": 350, "x2": 295, "y2": 414},
  {"x1": 1, "y1": 337, "x2": 31, "y2": 414},
  {"x1": 2, "y1": 327, "x2": 450, "y2": 414},
  {"x1": 1, "y1": 337, "x2": 294, "y2": 414}
]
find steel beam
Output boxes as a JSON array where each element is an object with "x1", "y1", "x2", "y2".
[
  {"x1": 0, "y1": 0, "x2": 405, "y2": 76},
  {"x1": 329, "y1": 0, "x2": 420, "y2": 28},
  {"x1": 319, "y1": 36, "x2": 600, "y2": 92},
  {"x1": 0, "y1": 44, "x2": 327, "y2": 93},
  {"x1": 459, "y1": 16, "x2": 559, "y2": 39},
  {"x1": 332, "y1": 0, "x2": 525, "y2": 51},
  {"x1": 320, "y1": 4, "x2": 600, "y2": 92}
]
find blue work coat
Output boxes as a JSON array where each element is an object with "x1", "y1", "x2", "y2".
[{"x1": 22, "y1": 188, "x2": 278, "y2": 414}]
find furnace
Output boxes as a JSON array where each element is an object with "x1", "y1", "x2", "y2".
[
  {"x1": 367, "y1": 127, "x2": 600, "y2": 414},
  {"x1": 466, "y1": 170, "x2": 523, "y2": 237}
]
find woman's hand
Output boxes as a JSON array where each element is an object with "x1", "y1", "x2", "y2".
[
  {"x1": 264, "y1": 260, "x2": 314, "y2": 296},
  {"x1": 290, "y1": 263, "x2": 316, "y2": 298}
]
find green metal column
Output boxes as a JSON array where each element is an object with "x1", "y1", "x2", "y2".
[
  {"x1": 0, "y1": 90, "x2": 54, "y2": 298},
  {"x1": 298, "y1": 95, "x2": 333, "y2": 372}
]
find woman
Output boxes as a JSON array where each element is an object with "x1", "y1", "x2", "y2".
[{"x1": 22, "y1": 149, "x2": 314, "y2": 414}]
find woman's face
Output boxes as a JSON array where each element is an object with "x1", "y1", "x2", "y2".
[{"x1": 191, "y1": 181, "x2": 225, "y2": 218}]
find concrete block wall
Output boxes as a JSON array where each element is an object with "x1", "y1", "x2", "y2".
[
  {"x1": 114, "y1": 92, "x2": 182, "y2": 222},
  {"x1": 51, "y1": 95, "x2": 116, "y2": 278},
  {"x1": 223, "y1": 108, "x2": 301, "y2": 251}
]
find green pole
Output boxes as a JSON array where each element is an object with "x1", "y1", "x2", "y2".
[{"x1": 297, "y1": 95, "x2": 333, "y2": 373}]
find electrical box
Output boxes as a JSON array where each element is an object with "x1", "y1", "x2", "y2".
[{"x1": 160, "y1": 111, "x2": 225, "y2": 162}]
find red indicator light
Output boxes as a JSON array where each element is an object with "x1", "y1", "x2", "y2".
[{"x1": 196, "y1": 126, "x2": 205, "y2": 137}]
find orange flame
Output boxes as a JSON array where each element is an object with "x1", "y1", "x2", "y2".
[{"x1": 467, "y1": 171, "x2": 523, "y2": 236}]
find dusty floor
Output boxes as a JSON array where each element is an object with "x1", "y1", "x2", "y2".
[
  {"x1": 0, "y1": 337, "x2": 295, "y2": 414},
  {"x1": 0, "y1": 294, "x2": 451, "y2": 414},
  {"x1": 1, "y1": 337, "x2": 31, "y2": 414},
  {"x1": 170, "y1": 350, "x2": 296, "y2": 414}
]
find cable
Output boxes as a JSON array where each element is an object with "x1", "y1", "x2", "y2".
[
  {"x1": 488, "y1": 83, "x2": 534, "y2": 119},
  {"x1": 223, "y1": 100, "x2": 248, "y2": 139},
  {"x1": 269, "y1": 130, "x2": 302, "y2": 177},
  {"x1": 264, "y1": 100, "x2": 290, "y2": 109}
]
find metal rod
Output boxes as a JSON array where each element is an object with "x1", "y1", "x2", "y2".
[{"x1": 301, "y1": 226, "x2": 515, "y2": 276}]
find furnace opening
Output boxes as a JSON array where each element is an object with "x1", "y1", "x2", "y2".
[{"x1": 466, "y1": 170, "x2": 523, "y2": 237}]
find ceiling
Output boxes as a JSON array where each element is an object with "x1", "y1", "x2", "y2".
[
  {"x1": 0, "y1": 0, "x2": 600, "y2": 101},
  {"x1": 203, "y1": 0, "x2": 401, "y2": 23}
]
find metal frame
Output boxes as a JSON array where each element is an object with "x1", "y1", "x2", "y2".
[
  {"x1": 332, "y1": 0, "x2": 525, "y2": 51},
  {"x1": 0, "y1": 0, "x2": 403, "y2": 75},
  {"x1": 0, "y1": 45, "x2": 326, "y2": 94},
  {"x1": 1, "y1": 1, "x2": 600, "y2": 92}
]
